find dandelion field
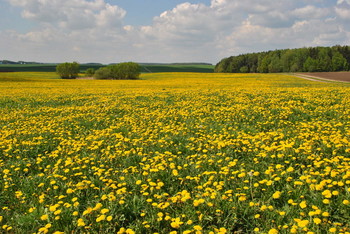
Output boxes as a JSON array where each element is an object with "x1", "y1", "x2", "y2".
[{"x1": 0, "y1": 72, "x2": 350, "y2": 233}]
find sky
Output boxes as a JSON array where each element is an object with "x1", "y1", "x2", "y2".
[{"x1": 1, "y1": 0, "x2": 350, "y2": 64}]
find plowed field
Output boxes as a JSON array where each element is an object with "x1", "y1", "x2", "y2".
[{"x1": 299, "y1": 72, "x2": 350, "y2": 82}]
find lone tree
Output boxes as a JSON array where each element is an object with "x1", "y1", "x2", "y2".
[
  {"x1": 85, "y1": 68, "x2": 95, "y2": 77},
  {"x1": 56, "y1": 62, "x2": 80, "y2": 79},
  {"x1": 94, "y1": 62, "x2": 140, "y2": 80},
  {"x1": 112, "y1": 62, "x2": 141, "y2": 79}
]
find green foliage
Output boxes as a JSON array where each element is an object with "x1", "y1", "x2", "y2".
[
  {"x1": 112, "y1": 62, "x2": 141, "y2": 79},
  {"x1": 56, "y1": 62, "x2": 80, "y2": 79},
  {"x1": 141, "y1": 63, "x2": 214, "y2": 73},
  {"x1": 268, "y1": 52, "x2": 283, "y2": 73},
  {"x1": 239, "y1": 66, "x2": 249, "y2": 73},
  {"x1": 0, "y1": 64, "x2": 214, "y2": 73},
  {"x1": 332, "y1": 52, "x2": 348, "y2": 71},
  {"x1": 257, "y1": 54, "x2": 270, "y2": 73},
  {"x1": 93, "y1": 67, "x2": 112, "y2": 80},
  {"x1": 85, "y1": 68, "x2": 96, "y2": 77},
  {"x1": 216, "y1": 45, "x2": 350, "y2": 73},
  {"x1": 214, "y1": 58, "x2": 230, "y2": 73},
  {"x1": 303, "y1": 57, "x2": 318, "y2": 72},
  {"x1": 0, "y1": 64, "x2": 57, "y2": 72},
  {"x1": 94, "y1": 62, "x2": 140, "y2": 80}
]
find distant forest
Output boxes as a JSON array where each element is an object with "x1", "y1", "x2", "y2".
[{"x1": 215, "y1": 45, "x2": 350, "y2": 73}]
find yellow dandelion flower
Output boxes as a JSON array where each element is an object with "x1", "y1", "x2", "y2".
[
  {"x1": 100, "y1": 208, "x2": 109, "y2": 214},
  {"x1": 40, "y1": 214, "x2": 48, "y2": 221},
  {"x1": 77, "y1": 218, "x2": 85, "y2": 227},
  {"x1": 272, "y1": 191, "x2": 281, "y2": 199},
  {"x1": 268, "y1": 228, "x2": 279, "y2": 234},
  {"x1": 313, "y1": 218, "x2": 321, "y2": 224},
  {"x1": 297, "y1": 220, "x2": 309, "y2": 228},
  {"x1": 96, "y1": 215, "x2": 106, "y2": 222},
  {"x1": 299, "y1": 201, "x2": 307, "y2": 209}
]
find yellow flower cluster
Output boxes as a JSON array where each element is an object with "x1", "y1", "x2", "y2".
[{"x1": 0, "y1": 72, "x2": 349, "y2": 233}]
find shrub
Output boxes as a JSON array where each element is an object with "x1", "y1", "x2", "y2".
[
  {"x1": 94, "y1": 67, "x2": 112, "y2": 80},
  {"x1": 114, "y1": 62, "x2": 141, "y2": 79},
  {"x1": 56, "y1": 62, "x2": 80, "y2": 79},
  {"x1": 85, "y1": 68, "x2": 95, "y2": 77},
  {"x1": 94, "y1": 62, "x2": 140, "y2": 80}
]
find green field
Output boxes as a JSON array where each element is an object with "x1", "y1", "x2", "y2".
[
  {"x1": 0, "y1": 72, "x2": 349, "y2": 233},
  {"x1": 140, "y1": 64, "x2": 214, "y2": 73},
  {"x1": 0, "y1": 64, "x2": 214, "y2": 73}
]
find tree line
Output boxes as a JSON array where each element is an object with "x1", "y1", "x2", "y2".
[
  {"x1": 56, "y1": 62, "x2": 140, "y2": 79},
  {"x1": 215, "y1": 45, "x2": 350, "y2": 73}
]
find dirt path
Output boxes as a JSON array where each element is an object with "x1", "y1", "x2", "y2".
[
  {"x1": 76, "y1": 77, "x2": 94, "y2": 80},
  {"x1": 292, "y1": 74, "x2": 334, "y2": 83},
  {"x1": 292, "y1": 72, "x2": 350, "y2": 83}
]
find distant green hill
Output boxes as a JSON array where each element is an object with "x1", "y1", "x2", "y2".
[
  {"x1": 0, "y1": 64, "x2": 104, "y2": 72},
  {"x1": 140, "y1": 64, "x2": 214, "y2": 73},
  {"x1": 0, "y1": 63, "x2": 214, "y2": 73}
]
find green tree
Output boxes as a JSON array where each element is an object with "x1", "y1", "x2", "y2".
[
  {"x1": 257, "y1": 54, "x2": 270, "y2": 73},
  {"x1": 268, "y1": 52, "x2": 282, "y2": 73},
  {"x1": 228, "y1": 55, "x2": 246, "y2": 73},
  {"x1": 112, "y1": 62, "x2": 141, "y2": 79},
  {"x1": 332, "y1": 52, "x2": 348, "y2": 71},
  {"x1": 281, "y1": 49, "x2": 294, "y2": 72},
  {"x1": 94, "y1": 67, "x2": 112, "y2": 79},
  {"x1": 245, "y1": 53, "x2": 258, "y2": 73},
  {"x1": 294, "y1": 48, "x2": 309, "y2": 72},
  {"x1": 214, "y1": 58, "x2": 231, "y2": 73},
  {"x1": 303, "y1": 57, "x2": 318, "y2": 72},
  {"x1": 316, "y1": 47, "x2": 332, "y2": 71},
  {"x1": 85, "y1": 68, "x2": 95, "y2": 77},
  {"x1": 239, "y1": 66, "x2": 249, "y2": 73},
  {"x1": 290, "y1": 63, "x2": 300, "y2": 72},
  {"x1": 332, "y1": 45, "x2": 350, "y2": 68},
  {"x1": 56, "y1": 62, "x2": 80, "y2": 79},
  {"x1": 94, "y1": 62, "x2": 140, "y2": 80}
]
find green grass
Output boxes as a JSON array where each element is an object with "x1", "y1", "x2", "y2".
[
  {"x1": 0, "y1": 64, "x2": 214, "y2": 73},
  {"x1": 0, "y1": 64, "x2": 105, "y2": 73},
  {"x1": 0, "y1": 64, "x2": 58, "y2": 72},
  {"x1": 141, "y1": 64, "x2": 214, "y2": 73}
]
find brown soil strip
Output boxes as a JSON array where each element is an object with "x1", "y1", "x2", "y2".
[
  {"x1": 297, "y1": 72, "x2": 350, "y2": 82},
  {"x1": 76, "y1": 77, "x2": 94, "y2": 80}
]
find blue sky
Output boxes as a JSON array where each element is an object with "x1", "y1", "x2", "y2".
[
  {"x1": 0, "y1": 0, "x2": 211, "y2": 31},
  {"x1": 113, "y1": 0, "x2": 211, "y2": 25},
  {"x1": 1, "y1": 0, "x2": 350, "y2": 64}
]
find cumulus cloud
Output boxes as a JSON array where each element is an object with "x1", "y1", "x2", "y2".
[
  {"x1": 337, "y1": 0, "x2": 350, "y2": 4},
  {"x1": 292, "y1": 5, "x2": 330, "y2": 19},
  {"x1": 2, "y1": 0, "x2": 350, "y2": 63},
  {"x1": 7, "y1": 0, "x2": 126, "y2": 30},
  {"x1": 139, "y1": 0, "x2": 348, "y2": 60},
  {"x1": 335, "y1": 4, "x2": 350, "y2": 20}
]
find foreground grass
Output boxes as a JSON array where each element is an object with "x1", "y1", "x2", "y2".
[{"x1": 0, "y1": 72, "x2": 350, "y2": 233}]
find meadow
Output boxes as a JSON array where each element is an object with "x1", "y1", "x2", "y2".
[
  {"x1": 0, "y1": 72, "x2": 349, "y2": 233},
  {"x1": 0, "y1": 64, "x2": 214, "y2": 73}
]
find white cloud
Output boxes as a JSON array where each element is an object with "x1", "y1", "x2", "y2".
[
  {"x1": 292, "y1": 5, "x2": 330, "y2": 19},
  {"x1": 337, "y1": 0, "x2": 350, "y2": 4},
  {"x1": 7, "y1": 0, "x2": 126, "y2": 30},
  {"x1": 136, "y1": 0, "x2": 349, "y2": 61},
  {"x1": 2, "y1": 0, "x2": 350, "y2": 63},
  {"x1": 335, "y1": 6, "x2": 350, "y2": 20}
]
